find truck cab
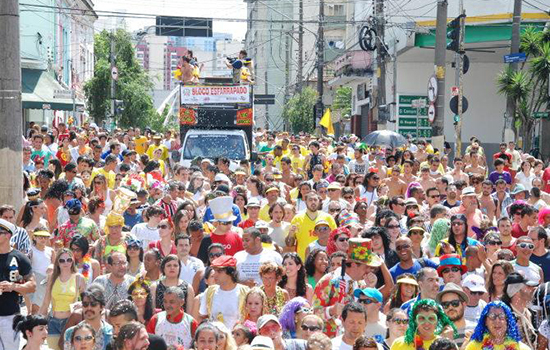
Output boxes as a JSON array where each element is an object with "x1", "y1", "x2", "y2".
[{"x1": 178, "y1": 78, "x2": 255, "y2": 170}]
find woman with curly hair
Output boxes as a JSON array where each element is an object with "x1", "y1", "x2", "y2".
[
  {"x1": 279, "y1": 253, "x2": 313, "y2": 302},
  {"x1": 259, "y1": 262, "x2": 289, "y2": 316},
  {"x1": 128, "y1": 278, "x2": 155, "y2": 324},
  {"x1": 305, "y1": 249, "x2": 329, "y2": 289},
  {"x1": 390, "y1": 299, "x2": 456, "y2": 350},
  {"x1": 464, "y1": 301, "x2": 529, "y2": 350},
  {"x1": 241, "y1": 287, "x2": 267, "y2": 327},
  {"x1": 383, "y1": 274, "x2": 419, "y2": 313},
  {"x1": 279, "y1": 297, "x2": 312, "y2": 339},
  {"x1": 486, "y1": 260, "x2": 514, "y2": 302}
]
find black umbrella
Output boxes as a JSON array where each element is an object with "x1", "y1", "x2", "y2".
[{"x1": 362, "y1": 130, "x2": 408, "y2": 148}]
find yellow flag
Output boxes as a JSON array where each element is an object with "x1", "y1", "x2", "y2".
[{"x1": 319, "y1": 108, "x2": 334, "y2": 135}]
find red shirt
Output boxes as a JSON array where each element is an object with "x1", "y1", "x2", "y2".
[
  {"x1": 543, "y1": 168, "x2": 550, "y2": 193},
  {"x1": 238, "y1": 219, "x2": 256, "y2": 230},
  {"x1": 511, "y1": 222, "x2": 529, "y2": 239},
  {"x1": 148, "y1": 240, "x2": 177, "y2": 257},
  {"x1": 210, "y1": 231, "x2": 244, "y2": 256}
]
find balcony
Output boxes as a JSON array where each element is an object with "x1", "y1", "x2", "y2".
[{"x1": 329, "y1": 50, "x2": 374, "y2": 86}]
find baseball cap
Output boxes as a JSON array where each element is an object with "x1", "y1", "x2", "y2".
[
  {"x1": 214, "y1": 173, "x2": 231, "y2": 183},
  {"x1": 314, "y1": 220, "x2": 330, "y2": 228},
  {"x1": 462, "y1": 274, "x2": 487, "y2": 293},
  {"x1": 505, "y1": 272, "x2": 538, "y2": 287},
  {"x1": 257, "y1": 315, "x2": 281, "y2": 330},
  {"x1": 250, "y1": 336, "x2": 274, "y2": 350},
  {"x1": 353, "y1": 288, "x2": 383, "y2": 303}
]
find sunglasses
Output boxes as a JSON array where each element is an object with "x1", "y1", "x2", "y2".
[
  {"x1": 300, "y1": 325, "x2": 321, "y2": 332},
  {"x1": 158, "y1": 224, "x2": 170, "y2": 229},
  {"x1": 59, "y1": 258, "x2": 73, "y2": 264},
  {"x1": 441, "y1": 267, "x2": 461, "y2": 274},
  {"x1": 486, "y1": 313, "x2": 506, "y2": 321},
  {"x1": 316, "y1": 227, "x2": 331, "y2": 232},
  {"x1": 485, "y1": 240, "x2": 502, "y2": 246},
  {"x1": 74, "y1": 335, "x2": 94, "y2": 342},
  {"x1": 518, "y1": 242, "x2": 534, "y2": 250},
  {"x1": 209, "y1": 252, "x2": 223, "y2": 259},
  {"x1": 337, "y1": 237, "x2": 349, "y2": 243},
  {"x1": 396, "y1": 244, "x2": 411, "y2": 251},
  {"x1": 329, "y1": 208, "x2": 341, "y2": 213},
  {"x1": 387, "y1": 224, "x2": 400, "y2": 229},
  {"x1": 470, "y1": 291, "x2": 484, "y2": 296},
  {"x1": 441, "y1": 299, "x2": 461, "y2": 309},
  {"x1": 82, "y1": 301, "x2": 99, "y2": 308},
  {"x1": 358, "y1": 298, "x2": 377, "y2": 305},
  {"x1": 391, "y1": 318, "x2": 409, "y2": 325}
]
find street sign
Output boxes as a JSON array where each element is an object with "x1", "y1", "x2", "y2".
[
  {"x1": 397, "y1": 93, "x2": 432, "y2": 139},
  {"x1": 533, "y1": 112, "x2": 549, "y2": 119},
  {"x1": 398, "y1": 128, "x2": 433, "y2": 138},
  {"x1": 451, "y1": 86, "x2": 459, "y2": 96},
  {"x1": 399, "y1": 106, "x2": 428, "y2": 116},
  {"x1": 111, "y1": 67, "x2": 119, "y2": 81},
  {"x1": 53, "y1": 89, "x2": 72, "y2": 99},
  {"x1": 399, "y1": 95, "x2": 428, "y2": 105},
  {"x1": 504, "y1": 52, "x2": 527, "y2": 64},
  {"x1": 450, "y1": 95, "x2": 469, "y2": 114},
  {"x1": 427, "y1": 76, "x2": 438, "y2": 103},
  {"x1": 411, "y1": 99, "x2": 427, "y2": 108},
  {"x1": 254, "y1": 94, "x2": 276, "y2": 105},
  {"x1": 398, "y1": 117, "x2": 430, "y2": 127},
  {"x1": 428, "y1": 103, "x2": 436, "y2": 123}
]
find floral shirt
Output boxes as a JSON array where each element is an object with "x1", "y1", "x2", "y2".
[
  {"x1": 312, "y1": 267, "x2": 365, "y2": 337},
  {"x1": 56, "y1": 217, "x2": 100, "y2": 247}
]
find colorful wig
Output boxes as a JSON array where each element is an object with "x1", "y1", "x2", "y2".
[
  {"x1": 470, "y1": 301, "x2": 521, "y2": 342},
  {"x1": 278, "y1": 296, "x2": 309, "y2": 335},
  {"x1": 326, "y1": 227, "x2": 351, "y2": 256},
  {"x1": 404, "y1": 299, "x2": 457, "y2": 344},
  {"x1": 539, "y1": 207, "x2": 550, "y2": 225},
  {"x1": 405, "y1": 182, "x2": 422, "y2": 199}
]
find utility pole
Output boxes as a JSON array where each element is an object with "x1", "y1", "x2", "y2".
[
  {"x1": 284, "y1": 33, "x2": 291, "y2": 131},
  {"x1": 315, "y1": 0, "x2": 325, "y2": 129},
  {"x1": 454, "y1": 1, "x2": 466, "y2": 157},
  {"x1": 110, "y1": 30, "x2": 116, "y2": 124},
  {"x1": 296, "y1": 0, "x2": 304, "y2": 93},
  {"x1": 265, "y1": 70, "x2": 269, "y2": 129},
  {"x1": 505, "y1": 0, "x2": 522, "y2": 144},
  {"x1": 432, "y1": 0, "x2": 448, "y2": 151},
  {"x1": 375, "y1": 0, "x2": 387, "y2": 121},
  {"x1": 0, "y1": 0, "x2": 24, "y2": 209}
]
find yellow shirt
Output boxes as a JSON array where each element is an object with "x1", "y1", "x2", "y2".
[
  {"x1": 90, "y1": 168, "x2": 116, "y2": 189},
  {"x1": 464, "y1": 340, "x2": 530, "y2": 350},
  {"x1": 146, "y1": 144, "x2": 169, "y2": 161},
  {"x1": 259, "y1": 203, "x2": 273, "y2": 222},
  {"x1": 290, "y1": 155, "x2": 305, "y2": 174},
  {"x1": 134, "y1": 136, "x2": 149, "y2": 155},
  {"x1": 390, "y1": 337, "x2": 437, "y2": 350},
  {"x1": 291, "y1": 212, "x2": 336, "y2": 260}
]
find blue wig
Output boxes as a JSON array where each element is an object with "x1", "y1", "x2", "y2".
[
  {"x1": 278, "y1": 297, "x2": 309, "y2": 334},
  {"x1": 470, "y1": 301, "x2": 521, "y2": 342}
]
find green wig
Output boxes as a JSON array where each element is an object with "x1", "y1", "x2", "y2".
[{"x1": 404, "y1": 299, "x2": 458, "y2": 344}]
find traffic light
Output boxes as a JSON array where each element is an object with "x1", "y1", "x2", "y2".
[
  {"x1": 114, "y1": 100, "x2": 125, "y2": 115},
  {"x1": 447, "y1": 14, "x2": 465, "y2": 53}
]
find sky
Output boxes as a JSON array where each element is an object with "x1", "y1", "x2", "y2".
[{"x1": 94, "y1": 0, "x2": 248, "y2": 40}]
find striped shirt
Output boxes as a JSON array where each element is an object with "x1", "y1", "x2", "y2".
[{"x1": 11, "y1": 226, "x2": 31, "y2": 257}]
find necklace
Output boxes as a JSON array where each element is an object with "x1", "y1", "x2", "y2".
[{"x1": 481, "y1": 334, "x2": 518, "y2": 350}]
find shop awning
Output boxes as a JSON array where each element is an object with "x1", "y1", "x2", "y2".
[{"x1": 22, "y1": 68, "x2": 85, "y2": 111}]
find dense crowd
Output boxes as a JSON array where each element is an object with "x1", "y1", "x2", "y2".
[{"x1": 6, "y1": 121, "x2": 550, "y2": 350}]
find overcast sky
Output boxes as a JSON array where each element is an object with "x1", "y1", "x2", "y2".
[{"x1": 94, "y1": 0, "x2": 248, "y2": 40}]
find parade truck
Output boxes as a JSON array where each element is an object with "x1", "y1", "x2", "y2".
[{"x1": 178, "y1": 77, "x2": 256, "y2": 170}]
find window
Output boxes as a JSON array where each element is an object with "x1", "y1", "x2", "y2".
[{"x1": 326, "y1": 4, "x2": 344, "y2": 16}]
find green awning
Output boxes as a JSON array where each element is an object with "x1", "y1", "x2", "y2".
[{"x1": 22, "y1": 68, "x2": 85, "y2": 111}]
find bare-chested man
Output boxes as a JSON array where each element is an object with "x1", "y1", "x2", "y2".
[
  {"x1": 415, "y1": 141, "x2": 428, "y2": 163},
  {"x1": 418, "y1": 166, "x2": 437, "y2": 191},
  {"x1": 428, "y1": 157, "x2": 442, "y2": 180},
  {"x1": 478, "y1": 180, "x2": 497, "y2": 222},
  {"x1": 384, "y1": 165, "x2": 407, "y2": 197},
  {"x1": 280, "y1": 157, "x2": 296, "y2": 187},
  {"x1": 464, "y1": 152, "x2": 486, "y2": 177},
  {"x1": 400, "y1": 160, "x2": 418, "y2": 186},
  {"x1": 448, "y1": 158, "x2": 469, "y2": 184}
]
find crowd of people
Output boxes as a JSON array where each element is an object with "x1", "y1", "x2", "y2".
[{"x1": 7, "y1": 122, "x2": 550, "y2": 350}]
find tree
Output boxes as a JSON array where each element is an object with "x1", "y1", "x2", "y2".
[
  {"x1": 332, "y1": 86, "x2": 352, "y2": 118},
  {"x1": 84, "y1": 29, "x2": 159, "y2": 129},
  {"x1": 282, "y1": 87, "x2": 317, "y2": 133},
  {"x1": 496, "y1": 25, "x2": 550, "y2": 152}
]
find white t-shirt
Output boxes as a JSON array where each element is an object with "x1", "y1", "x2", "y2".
[
  {"x1": 331, "y1": 336, "x2": 353, "y2": 350},
  {"x1": 199, "y1": 285, "x2": 243, "y2": 330},
  {"x1": 364, "y1": 313, "x2": 387, "y2": 339},
  {"x1": 268, "y1": 222, "x2": 290, "y2": 247},
  {"x1": 465, "y1": 300, "x2": 487, "y2": 324},
  {"x1": 348, "y1": 157, "x2": 369, "y2": 175},
  {"x1": 179, "y1": 257, "x2": 205, "y2": 285},
  {"x1": 130, "y1": 223, "x2": 160, "y2": 249},
  {"x1": 234, "y1": 249, "x2": 282, "y2": 285},
  {"x1": 516, "y1": 172, "x2": 535, "y2": 191},
  {"x1": 512, "y1": 260, "x2": 543, "y2": 284},
  {"x1": 31, "y1": 245, "x2": 54, "y2": 276}
]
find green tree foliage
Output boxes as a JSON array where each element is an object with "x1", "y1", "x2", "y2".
[
  {"x1": 282, "y1": 87, "x2": 317, "y2": 133},
  {"x1": 497, "y1": 25, "x2": 550, "y2": 151},
  {"x1": 333, "y1": 86, "x2": 352, "y2": 117},
  {"x1": 84, "y1": 29, "x2": 159, "y2": 129}
]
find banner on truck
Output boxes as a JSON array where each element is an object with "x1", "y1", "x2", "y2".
[{"x1": 180, "y1": 85, "x2": 251, "y2": 104}]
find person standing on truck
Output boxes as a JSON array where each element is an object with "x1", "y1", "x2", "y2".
[{"x1": 226, "y1": 50, "x2": 249, "y2": 84}]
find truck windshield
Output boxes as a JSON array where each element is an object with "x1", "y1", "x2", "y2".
[{"x1": 183, "y1": 134, "x2": 246, "y2": 160}]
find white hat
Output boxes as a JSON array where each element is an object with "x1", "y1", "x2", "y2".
[
  {"x1": 246, "y1": 198, "x2": 261, "y2": 208},
  {"x1": 255, "y1": 220, "x2": 269, "y2": 229},
  {"x1": 250, "y1": 336, "x2": 274, "y2": 350},
  {"x1": 461, "y1": 187, "x2": 477, "y2": 197},
  {"x1": 209, "y1": 196, "x2": 237, "y2": 222},
  {"x1": 214, "y1": 173, "x2": 231, "y2": 183},
  {"x1": 462, "y1": 274, "x2": 487, "y2": 293},
  {"x1": 257, "y1": 315, "x2": 281, "y2": 330}
]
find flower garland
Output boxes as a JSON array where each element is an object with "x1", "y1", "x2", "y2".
[
  {"x1": 80, "y1": 255, "x2": 91, "y2": 280},
  {"x1": 481, "y1": 334, "x2": 519, "y2": 350},
  {"x1": 414, "y1": 335, "x2": 425, "y2": 350}
]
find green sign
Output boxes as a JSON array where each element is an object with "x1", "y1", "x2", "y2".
[
  {"x1": 399, "y1": 107, "x2": 428, "y2": 116},
  {"x1": 398, "y1": 117, "x2": 430, "y2": 127},
  {"x1": 398, "y1": 128, "x2": 433, "y2": 138},
  {"x1": 399, "y1": 95, "x2": 429, "y2": 105},
  {"x1": 533, "y1": 112, "x2": 549, "y2": 119}
]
